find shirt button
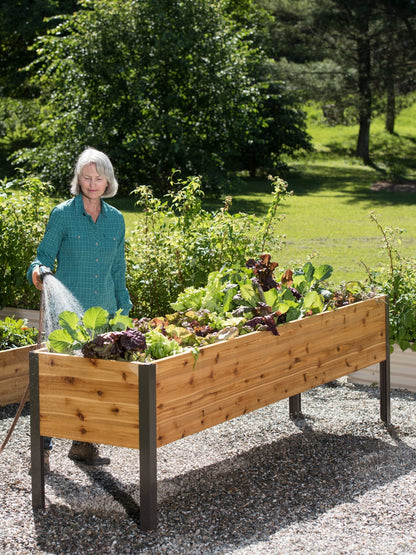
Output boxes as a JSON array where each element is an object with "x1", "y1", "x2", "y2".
[
  {"x1": 95, "y1": 275, "x2": 98, "y2": 278},
  {"x1": 96, "y1": 242, "x2": 99, "y2": 246},
  {"x1": 94, "y1": 291, "x2": 97, "y2": 295},
  {"x1": 96, "y1": 259, "x2": 99, "y2": 262}
]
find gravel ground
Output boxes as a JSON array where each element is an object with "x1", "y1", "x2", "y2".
[{"x1": 1, "y1": 378, "x2": 416, "y2": 554}]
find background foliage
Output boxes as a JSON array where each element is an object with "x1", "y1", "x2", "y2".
[
  {"x1": 0, "y1": 173, "x2": 54, "y2": 309},
  {"x1": 10, "y1": 0, "x2": 309, "y2": 194},
  {"x1": 1, "y1": 0, "x2": 415, "y2": 190},
  {"x1": 126, "y1": 173, "x2": 290, "y2": 317}
]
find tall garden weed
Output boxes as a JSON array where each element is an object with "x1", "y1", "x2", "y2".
[
  {"x1": 126, "y1": 173, "x2": 291, "y2": 318},
  {"x1": 363, "y1": 212, "x2": 416, "y2": 352}
]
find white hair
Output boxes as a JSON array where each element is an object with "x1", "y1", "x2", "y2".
[{"x1": 70, "y1": 147, "x2": 119, "y2": 198}]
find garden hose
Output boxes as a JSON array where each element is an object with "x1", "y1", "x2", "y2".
[{"x1": 0, "y1": 272, "x2": 48, "y2": 455}]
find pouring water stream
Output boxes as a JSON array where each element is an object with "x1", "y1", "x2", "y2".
[
  {"x1": 0, "y1": 270, "x2": 84, "y2": 454},
  {"x1": 41, "y1": 272, "x2": 84, "y2": 340}
]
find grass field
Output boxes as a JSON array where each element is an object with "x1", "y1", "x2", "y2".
[
  {"x1": 110, "y1": 98, "x2": 416, "y2": 286},
  {"x1": 269, "y1": 99, "x2": 416, "y2": 284}
]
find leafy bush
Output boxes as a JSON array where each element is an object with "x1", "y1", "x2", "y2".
[
  {"x1": 0, "y1": 173, "x2": 54, "y2": 309},
  {"x1": 126, "y1": 173, "x2": 291, "y2": 318},
  {"x1": 0, "y1": 98, "x2": 40, "y2": 147},
  {"x1": 364, "y1": 212, "x2": 416, "y2": 352},
  {"x1": 13, "y1": 0, "x2": 266, "y2": 194},
  {"x1": 0, "y1": 97, "x2": 40, "y2": 177}
]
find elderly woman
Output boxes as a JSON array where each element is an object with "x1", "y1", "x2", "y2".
[
  {"x1": 28, "y1": 147, "x2": 132, "y2": 316},
  {"x1": 27, "y1": 147, "x2": 132, "y2": 467}
]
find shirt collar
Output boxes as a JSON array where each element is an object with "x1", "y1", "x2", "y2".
[{"x1": 74, "y1": 193, "x2": 108, "y2": 218}]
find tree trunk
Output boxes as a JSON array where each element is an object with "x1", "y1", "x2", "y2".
[
  {"x1": 385, "y1": 78, "x2": 395, "y2": 134},
  {"x1": 356, "y1": 117, "x2": 371, "y2": 164},
  {"x1": 384, "y1": 0, "x2": 396, "y2": 134},
  {"x1": 355, "y1": 33, "x2": 372, "y2": 165}
]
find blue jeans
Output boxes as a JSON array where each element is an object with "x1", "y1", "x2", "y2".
[{"x1": 43, "y1": 436, "x2": 53, "y2": 451}]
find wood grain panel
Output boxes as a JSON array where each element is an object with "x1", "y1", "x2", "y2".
[
  {"x1": 155, "y1": 297, "x2": 387, "y2": 445},
  {"x1": 0, "y1": 345, "x2": 36, "y2": 406},
  {"x1": 37, "y1": 352, "x2": 140, "y2": 448}
]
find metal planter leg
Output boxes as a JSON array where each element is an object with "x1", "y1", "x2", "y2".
[
  {"x1": 29, "y1": 351, "x2": 45, "y2": 509},
  {"x1": 380, "y1": 299, "x2": 391, "y2": 425},
  {"x1": 139, "y1": 364, "x2": 157, "y2": 531},
  {"x1": 289, "y1": 393, "x2": 302, "y2": 418}
]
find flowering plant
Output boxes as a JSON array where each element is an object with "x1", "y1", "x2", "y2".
[{"x1": 0, "y1": 316, "x2": 38, "y2": 350}]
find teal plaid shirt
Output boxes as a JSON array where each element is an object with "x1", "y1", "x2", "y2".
[{"x1": 27, "y1": 194, "x2": 132, "y2": 315}]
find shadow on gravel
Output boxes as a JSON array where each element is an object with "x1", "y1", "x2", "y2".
[
  {"x1": 32, "y1": 427, "x2": 416, "y2": 553},
  {"x1": 0, "y1": 402, "x2": 30, "y2": 421}
]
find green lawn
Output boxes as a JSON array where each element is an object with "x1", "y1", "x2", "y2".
[{"x1": 275, "y1": 100, "x2": 416, "y2": 284}]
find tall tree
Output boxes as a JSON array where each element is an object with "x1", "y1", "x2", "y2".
[
  {"x1": 0, "y1": 0, "x2": 77, "y2": 97},
  {"x1": 310, "y1": 0, "x2": 383, "y2": 164},
  {"x1": 14, "y1": 0, "x2": 310, "y2": 191},
  {"x1": 263, "y1": 0, "x2": 416, "y2": 162},
  {"x1": 224, "y1": 0, "x2": 312, "y2": 175},
  {"x1": 14, "y1": 0, "x2": 263, "y2": 191},
  {"x1": 377, "y1": 0, "x2": 416, "y2": 133}
]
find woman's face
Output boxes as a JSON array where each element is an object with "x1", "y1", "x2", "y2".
[{"x1": 79, "y1": 162, "x2": 108, "y2": 200}]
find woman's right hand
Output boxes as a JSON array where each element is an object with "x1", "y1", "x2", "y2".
[{"x1": 32, "y1": 266, "x2": 43, "y2": 291}]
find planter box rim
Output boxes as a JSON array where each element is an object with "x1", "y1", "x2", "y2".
[
  {"x1": 35, "y1": 294, "x2": 388, "y2": 363},
  {"x1": 1, "y1": 343, "x2": 38, "y2": 353}
]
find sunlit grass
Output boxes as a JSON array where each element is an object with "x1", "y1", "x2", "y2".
[
  {"x1": 276, "y1": 101, "x2": 416, "y2": 283},
  {"x1": 212, "y1": 98, "x2": 416, "y2": 285}
]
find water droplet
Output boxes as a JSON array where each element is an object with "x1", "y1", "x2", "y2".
[{"x1": 41, "y1": 274, "x2": 84, "y2": 339}]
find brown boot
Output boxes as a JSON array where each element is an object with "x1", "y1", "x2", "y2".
[
  {"x1": 44, "y1": 450, "x2": 50, "y2": 473},
  {"x1": 68, "y1": 441, "x2": 109, "y2": 465}
]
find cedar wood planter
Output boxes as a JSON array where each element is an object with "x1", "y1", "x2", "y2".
[
  {"x1": 30, "y1": 295, "x2": 390, "y2": 530},
  {"x1": 0, "y1": 344, "x2": 37, "y2": 407},
  {"x1": 0, "y1": 308, "x2": 40, "y2": 407}
]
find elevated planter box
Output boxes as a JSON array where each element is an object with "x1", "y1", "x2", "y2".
[
  {"x1": 0, "y1": 308, "x2": 40, "y2": 407},
  {"x1": 0, "y1": 344, "x2": 38, "y2": 407},
  {"x1": 349, "y1": 347, "x2": 416, "y2": 392},
  {"x1": 30, "y1": 295, "x2": 390, "y2": 530},
  {"x1": 0, "y1": 307, "x2": 39, "y2": 407}
]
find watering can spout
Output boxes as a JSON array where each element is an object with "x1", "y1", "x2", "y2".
[{"x1": 39, "y1": 265, "x2": 53, "y2": 283}]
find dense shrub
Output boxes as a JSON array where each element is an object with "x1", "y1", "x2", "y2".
[
  {"x1": 0, "y1": 170, "x2": 291, "y2": 318},
  {"x1": 126, "y1": 173, "x2": 291, "y2": 318},
  {"x1": 0, "y1": 173, "x2": 54, "y2": 309},
  {"x1": 0, "y1": 97, "x2": 40, "y2": 177}
]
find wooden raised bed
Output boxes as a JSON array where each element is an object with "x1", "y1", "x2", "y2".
[
  {"x1": 30, "y1": 295, "x2": 390, "y2": 530},
  {"x1": 0, "y1": 307, "x2": 40, "y2": 407},
  {"x1": 0, "y1": 345, "x2": 37, "y2": 407}
]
